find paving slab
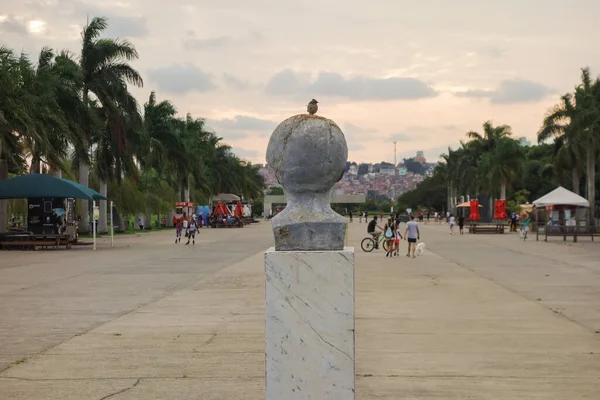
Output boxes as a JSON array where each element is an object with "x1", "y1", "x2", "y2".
[{"x1": 0, "y1": 220, "x2": 599, "y2": 399}]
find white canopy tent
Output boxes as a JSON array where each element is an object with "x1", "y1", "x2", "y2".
[
  {"x1": 532, "y1": 186, "x2": 589, "y2": 208},
  {"x1": 212, "y1": 193, "x2": 241, "y2": 202},
  {"x1": 532, "y1": 186, "x2": 591, "y2": 242}
]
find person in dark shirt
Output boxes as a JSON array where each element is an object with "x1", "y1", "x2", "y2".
[
  {"x1": 458, "y1": 215, "x2": 465, "y2": 234},
  {"x1": 367, "y1": 216, "x2": 384, "y2": 248}
]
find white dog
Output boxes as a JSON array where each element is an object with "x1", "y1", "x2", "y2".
[{"x1": 415, "y1": 242, "x2": 425, "y2": 256}]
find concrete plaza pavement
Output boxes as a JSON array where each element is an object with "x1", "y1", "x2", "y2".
[{"x1": 0, "y1": 219, "x2": 599, "y2": 399}]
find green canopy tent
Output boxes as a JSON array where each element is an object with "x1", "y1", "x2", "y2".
[
  {"x1": 0, "y1": 174, "x2": 110, "y2": 250},
  {"x1": 0, "y1": 173, "x2": 106, "y2": 200}
]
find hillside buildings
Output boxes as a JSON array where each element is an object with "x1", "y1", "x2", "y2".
[{"x1": 258, "y1": 151, "x2": 435, "y2": 200}]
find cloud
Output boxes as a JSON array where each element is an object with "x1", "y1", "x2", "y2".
[
  {"x1": 103, "y1": 15, "x2": 149, "y2": 38},
  {"x1": 455, "y1": 78, "x2": 552, "y2": 104},
  {"x1": 209, "y1": 115, "x2": 277, "y2": 140},
  {"x1": 147, "y1": 64, "x2": 216, "y2": 94},
  {"x1": 339, "y1": 123, "x2": 380, "y2": 142},
  {"x1": 266, "y1": 70, "x2": 438, "y2": 101},
  {"x1": 23, "y1": 0, "x2": 150, "y2": 38},
  {"x1": 455, "y1": 89, "x2": 494, "y2": 98},
  {"x1": 0, "y1": 16, "x2": 29, "y2": 35},
  {"x1": 388, "y1": 133, "x2": 412, "y2": 142},
  {"x1": 348, "y1": 143, "x2": 366, "y2": 152},
  {"x1": 183, "y1": 29, "x2": 265, "y2": 51},
  {"x1": 210, "y1": 115, "x2": 277, "y2": 131},
  {"x1": 184, "y1": 35, "x2": 232, "y2": 50},
  {"x1": 222, "y1": 73, "x2": 249, "y2": 90},
  {"x1": 233, "y1": 147, "x2": 261, "y2": 160}
]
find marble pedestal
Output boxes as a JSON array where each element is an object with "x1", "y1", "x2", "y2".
[{"x1": 265, "y1": 247, "x2": 355, "y2": 399}]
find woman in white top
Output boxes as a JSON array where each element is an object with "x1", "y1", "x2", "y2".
[
  {"x1": 449, "y1": 214, "x2": 456, "y2": 235},
  {"x1": 186, "y1": 219, "x2": 197, "y2": 245}
]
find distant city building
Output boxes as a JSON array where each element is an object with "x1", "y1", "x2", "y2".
[
  {"x1": 261, "y1": 159, "x2": 430, "y2": 199},
  {"x1": 415, "y1": 150, "x2": 427, "y2": 164}
]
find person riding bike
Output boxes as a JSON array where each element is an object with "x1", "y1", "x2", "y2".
[{"x1": 367, "y1": 216, "x2": 384, "y2": 248}]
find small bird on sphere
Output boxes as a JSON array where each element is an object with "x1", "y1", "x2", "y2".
[{"x1": 307, "y1": 99, "x2": 318, "y2": 115}]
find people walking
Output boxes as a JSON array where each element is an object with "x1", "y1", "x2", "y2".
[
  {"x1": 449, "y1": 214, "x2": 456, "y2": 235},
  {"x1": 384, "y1": 218, "x2": 395, "y2": 257},
  {"x1": 458, "y1": 214, "x2": 465, "y2": 235},
  {"x1": 185, "y1": 218, "x2": 197, "y2": 245},
  {"x1": 393, "y1": 219, "x2": 403, "y2": 256},
  {"x1": 175, "y1": 220, "x2": 182, "y2": 243},
  {"x1": 404, "y1": 215, "x2": 420, "y2": 258}
]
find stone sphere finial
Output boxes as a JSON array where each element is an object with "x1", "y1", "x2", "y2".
[{"x1": 266, "y1": 114, "x2": 348, "y2": 251}]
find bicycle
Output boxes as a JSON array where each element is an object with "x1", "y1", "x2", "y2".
[{"x1": 361, "y1": 233, "x2": 390, "y2": 252}]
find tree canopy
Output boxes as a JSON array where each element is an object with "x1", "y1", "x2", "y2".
[
  {"x1": 0, "y1": 17, "x2": 265, "y2": 231},
  {"x1": 398, "y1": 67, "x2": 600, "y2": 221}
]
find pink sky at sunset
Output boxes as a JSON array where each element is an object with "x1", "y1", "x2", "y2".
[{"x1": 2, "y1": 0, "x2": 599, "y2": 165}]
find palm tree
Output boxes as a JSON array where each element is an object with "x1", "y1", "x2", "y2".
[
  {"x1": 539, "y1": 68, "x2": 600, "y2": 225},
  {"x1": 538, "y1": 93, "x2": 585, "y2": 195},
  {"x1": 573, "y1": 68, "x2": 600, "y2": 225},
  {"x1": 0, "y1": 47, "x2": 32, "y2": 232},
  {"x1": 466, "y1": 120, "x2": 513, "y2": 218},
  {"x1": 77, "y1": 16, "x2": 143, "y2": 233},
  {"x1": 18, "y1": 48, "x2": 74, "y2": 174},
  {"x1": 480, "y1": 138, "x2": 525, "y2": 200},
  {"x1": 467, "y1": 120, "x2": 513, "y2": 153}
]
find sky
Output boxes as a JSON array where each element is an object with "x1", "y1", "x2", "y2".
[{"x1": 1, "y1": 0, "x2": 599, "y2": 165}]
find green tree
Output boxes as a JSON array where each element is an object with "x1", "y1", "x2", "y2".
[{"x1": 77, "y1": 16, "x2": 143, "y2": 233}]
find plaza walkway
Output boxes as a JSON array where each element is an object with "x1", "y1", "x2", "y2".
[{"x1": 0, "y1": 220, "x2": 598, "y2": 399}]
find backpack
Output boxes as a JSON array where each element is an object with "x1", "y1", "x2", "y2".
[{"x1": 385, "y1": 226, "x2": 393, "y2": 238}]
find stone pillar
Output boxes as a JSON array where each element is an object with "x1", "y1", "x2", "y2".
[
  {"x1": 263, "y1": 202, "x2": 271, "y2": 219},
  {"x1": 265, "y1": 112, "x2": 355, "y2": 399},
  {"x1": 265, "y1": 248, "x2": 355, "y2": 398}
]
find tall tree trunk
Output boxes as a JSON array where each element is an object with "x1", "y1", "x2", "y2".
[
  {"x1": 447, "y1": 182, "x2": 452, "y2": 214},
  {"x1": 79, "y1": 89, "x2": 91, "y2": 233},
  {"x1": 586, "y1": 146, "x2": 595, "y2": 227},
  {"x1": 0, "y1": 159, "x2": 7, "y2": 233},
  {"x1": 500, "y1": 180, "x2": 507, "y2": 200},
  {"x1": 572, "y1": 168, "x2": 580, "y2": 195},
  {"x1": 98, "y1": 181, "x2": 108, "y2": 234},
  {"x1": 78, "y1": 163, "x2": 90, "y2": 234},
  {"x1": 184, "y1": 176, "x2": 190, "y2": 202},
  {"x1": 30, "y1": 156, "x2": 41, "y2": 174}
]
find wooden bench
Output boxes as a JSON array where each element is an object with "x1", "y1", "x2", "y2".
[
  {"x1": 0, "y1": 235, "x2": 72, "y2": 250},
  {"x1": 0, "y1": 240, "x2": 55, "y2": 250},
  {"x1": 543, "y1": 226, "x2": 600, "y2": 242},
  {"x1": 469, "y1": 224, "x2": 505, "y2": 234},
  {"x1": 215, "y1": 223, "x2": 244, "y2": 228}
]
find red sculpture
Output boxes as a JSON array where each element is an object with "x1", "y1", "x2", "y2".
[
  {"x1": 494, "y1": 200, "x2": 507, "y2": 220},
  {"x1": 469, "y1": 200, "x2": 480, "y2": 221}
]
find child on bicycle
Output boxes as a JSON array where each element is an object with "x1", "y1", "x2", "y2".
[{"x1": 520, "y1": 212, "x2": 532, "y2": 241}]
